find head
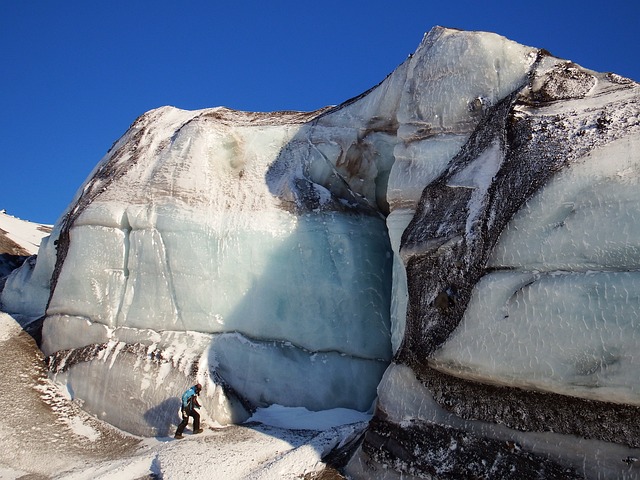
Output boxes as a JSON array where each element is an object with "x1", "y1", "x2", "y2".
[{"x1": 195, "y1": 383, "x2": 202, "y2": 394}]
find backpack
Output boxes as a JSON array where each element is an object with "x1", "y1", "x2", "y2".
[{"x1": 181, "y1": 386, "x2": 197, "y2": 409}]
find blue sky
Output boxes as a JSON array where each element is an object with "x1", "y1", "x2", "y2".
[{"x1": 2, "y1": 1, "x2": 638, "y2": 224}]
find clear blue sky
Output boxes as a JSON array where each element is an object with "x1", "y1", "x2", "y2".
[{"x1": 2, "y1": 0, "x2": 638, "y2": 224}]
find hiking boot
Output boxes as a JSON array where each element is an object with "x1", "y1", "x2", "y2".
[
  {"x1": 174, "y1": 433, "x2": 184, "y2": 439},
  {"x1": 193, "y1": 429, "x2": 204, "y2": 434}
]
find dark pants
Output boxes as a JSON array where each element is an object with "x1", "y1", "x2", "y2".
[{"x1": 175, "y1": 407, "x2": 200, "y2": 435}]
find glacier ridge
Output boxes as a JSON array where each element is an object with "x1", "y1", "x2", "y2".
[{"x1": 2, "y1": 26, "x2": 640, "y2": 479}]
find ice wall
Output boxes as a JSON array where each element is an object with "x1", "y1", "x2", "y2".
[
  {"x1": 4, "y1": 75, "x2": 422, "y2": 435},
  {"x1": 385, "y1": 28, "x2": 537, "y2": 352},
  {"x1": 17, "y1": 104, "x2": 398, "y2": 434},
  {"x1": 433, "y1": 135, "x2": 640, "y2": 405},
  {"x1": 3, "y1": 26, "x2": 640, "y2": 477},
  {"x1": 428, "y1": 84, "x2": 640, "y2": 404},
  {"x1": 347, "y1": 31, "x2": 640, "y2": 480}
]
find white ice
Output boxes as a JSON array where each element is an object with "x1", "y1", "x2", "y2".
[
  {"x1": 434, "y1": 135, "x2": 640, "y2": 405},
  {"x1": 1, "y1": 105, "x2": 394, "y2": 429},
  {"x1": 0, "y1": 28, "x2": 542, "y2": 437}
]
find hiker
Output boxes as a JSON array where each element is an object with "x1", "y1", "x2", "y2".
[{"x1": 174, "y1": 383, "x2": 203, "y2": 439}]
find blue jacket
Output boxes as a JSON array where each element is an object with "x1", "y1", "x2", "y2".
[{"x1": 181, "y1": 386, "x2": 198, "y2": 409}]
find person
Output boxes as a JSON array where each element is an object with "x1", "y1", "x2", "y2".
[{"x1": 174, "y1": 383, "x2": 203, "y2": 439}]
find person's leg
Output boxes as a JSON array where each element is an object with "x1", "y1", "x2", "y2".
[
  {"x1": 192, "y1": 409, "x2": 201, "y2": 432},
  {"x1": 175, "y1": 411, "x2": 189, "y2": 437}
]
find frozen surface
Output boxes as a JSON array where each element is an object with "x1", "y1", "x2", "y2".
[
  {"x1": 434, "y1": 136, "x2": 640, "y2": 404},
  {"x1": 434, "y1": 271, "x2": 640, "y2": 403},
  {"x1": 490, "y1": 135, "x2": 640, "y2": 270},
  {"x1": 389, "y1": 27, "x2": 536, "y2": 210},
  {"x1": 211, "y1": 333, "x2": 387, "y2": 412},
  {"x1": 1, "y1": 222, "x2": 58, "y2": 318},
  {"x1": 46, "y1": 210, "x2": 392, "y2": 359},
  {"x1": 384, "y1": 28, "x2": 536, "y2": 352},
  {"x1": 386, "y1": 209, "x2": 412, "y2": 352},
  {"x1": 21, "y1": 105, "x2": 395, "y2": 427},
  {"x1": 352, "y1": 28, "x2": 639, "y2": 480},
  {"x1": 247, "y1": 404, "x2": 371, "y2": 430}
]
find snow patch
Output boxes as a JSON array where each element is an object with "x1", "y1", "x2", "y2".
[
  {"x1": 0, "y1": 211, "x2": 51, "y2": 255},
  {"x1": 247, "y1": 404, "x2": 372, "y2": 431},
  {"x1": 65, "y1": 416, "x2": 101, "y2": 441}
]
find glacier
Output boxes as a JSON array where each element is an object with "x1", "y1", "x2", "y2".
[{"x1": 2, "y1": 26, "x2": 640, "y2": 479}]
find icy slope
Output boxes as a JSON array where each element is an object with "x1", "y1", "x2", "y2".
[
  {"x1": 0, "y1": 210, "x2": 51, "y2": 256},
  {"x1": 0, "y1": 212, "x2": 52, "y2": 310}
]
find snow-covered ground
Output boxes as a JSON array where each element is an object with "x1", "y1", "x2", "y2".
[
  {"x1": 0, "y1": 311, "x2": 368, "y2": 479},
  {"x1": 0, "y1": 210, "x2": 51, "y2": 255}
]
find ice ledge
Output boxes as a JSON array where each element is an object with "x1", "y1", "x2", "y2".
[{"x1": 347, "y1": 364, "x2": 640, "y2": 479}]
